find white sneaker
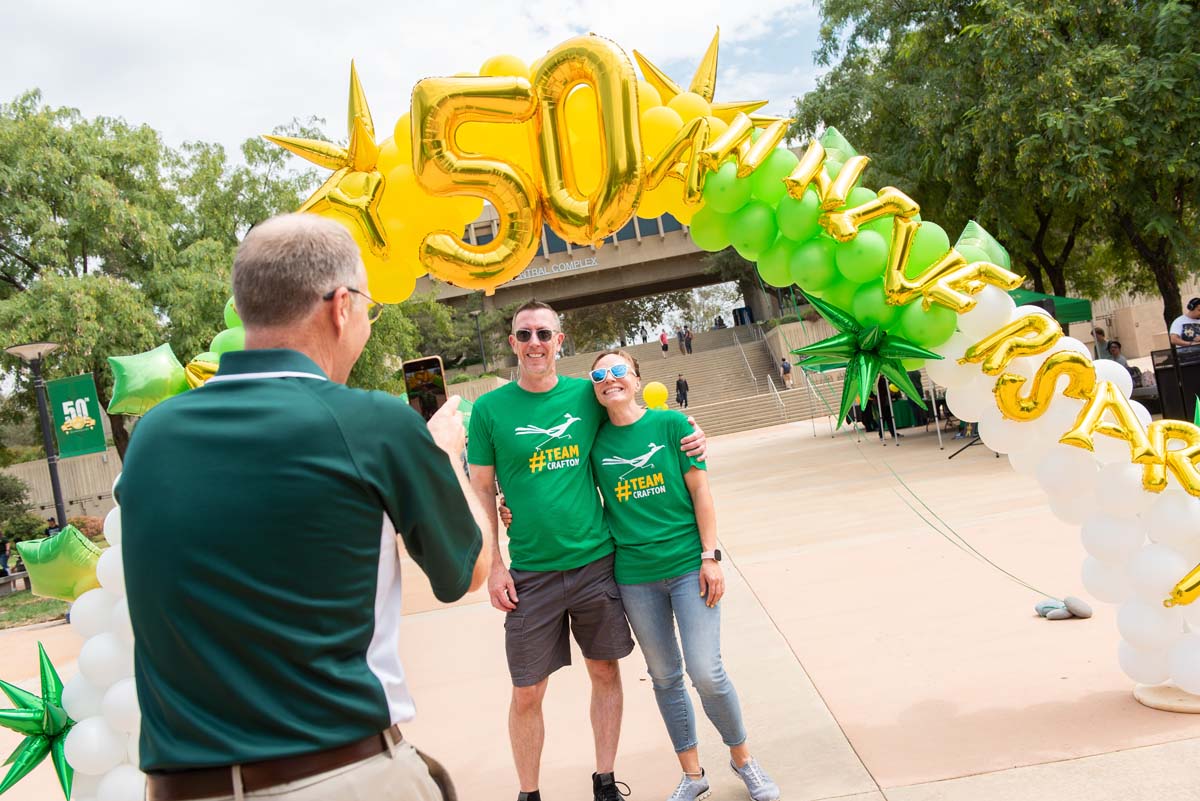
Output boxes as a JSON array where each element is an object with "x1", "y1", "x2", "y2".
[
  {"x1": 667, "y1": 770, "x2": 711, "y2": 801},
  {"x1": 731, "y1": 758, "x2": 780, "y2": 801}
]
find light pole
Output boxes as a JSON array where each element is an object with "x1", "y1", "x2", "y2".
[
  {"x1": 5, "y1": 342, "x2": 67, "y2": 528},
  {"x1": 469, "y1": 310, "x2": 488, "y2": 372}
]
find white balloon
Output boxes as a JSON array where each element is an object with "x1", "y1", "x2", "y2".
[
  {"x1": 1184, "y1": 602, "x2": 1200, "y2": 632},
  {"x1": 71, "y1": 589, "x2": 117, "y2": 640},
  {"x1": 1094, "y1": 358, "x2": 1135, "y2": 399},
  {"x1": 102, "y1": 507, "x2": 122, "y2": 548},
  {"x1": 126, "y1": 731, "x2": 140, "y2": 767},
  {"x1": 926, "y1": 332, "x2": 977, "y2": 389},
  {"x1": 1048, "y1": 492, "x2": 1094, "y2": 525},
  {"x1": 1030, "y1": 397, "x2": 1087, "y2": 447},
  {"x1": 62, "y1": 674, "x2": 104, "y2": 721},
  {"x1": 1082, "y1": 556, "x2": 1133, "y2": 604},
  {"x1": 101, "y1": 678, "x2": 140, "y2": 734},
  {"x1": 1048, "y1": 335, "x2": 1092, "y2": 358},
  {"x1": 79, "y1": 633, "x2": 134, "y2": 691},
  {"x1": 1118, "y1": 598, "x2": 1184, "y2": 651},
  {"x1": 96, "y1": 546, "x2": 125, "y2": 598},
  {"x1": 1129, "y1": 400, "x2": 1154, "y2": 428},
  {"x1": 110, "y1": 596, "x2": 133, "y2": 646},
  {"x1": 96, "y1": 764, "x2": 146, "y2": 801},
  {"x1": 64, "y1": 717, "x2": 127, "y2": 776},
  {"x1": 1118, "y1": 640, "x2": 1171, "y2": 685},
  {"x1": 946, "y1": 374, "x2": 994, "y2": 423},
  {"x1": 1094, "y1": 462, "x2": 1154, "y2": 519},
  {"x1": 1008, "y1": 442, "x2": 1050, "y2": 476},
  {"x1": 1128, "y1": 544, "x2": 1193, "y2": 604},
  {"x1": 1168, "y1": 634, "x2": 1200, "y2": 695},
  {"x1": 977, "y1": 404, "x2": 1028, "y2": 455},
  {"x1": 957, "y1": 286, "x2": 1016, "y2": 340},
  {"x1": 1081, "y1": 516, "x2": 1145, "y2": 564},
  {"x1": 72, "y1": 772, "x2": 102, "y2": 798},
  {"x1": 1036, "y1": 444, "x2": 1099, "y2": 498},
  {"x1": 1143, "y1": 491, "x2": 1200, "y2": 556}
]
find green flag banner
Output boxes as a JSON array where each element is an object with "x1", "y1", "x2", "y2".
[{"x1": 46, "y1": 374, "x2": 107, "y2": 458}]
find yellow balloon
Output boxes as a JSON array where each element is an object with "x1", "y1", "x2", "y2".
[
  {"x1": 480, "y1": 54, "x2": 530, "y2": 80},
  {"x1": 640, "y1": 106, "x2": 684, "y2": 159},
  {"x1": 323, "y1": 211, "x2": 423, "y2": 304},
  {"x1": 643, "y1": 381, "x2": 668, "y2": 408},
  {"x1": 376, "y1": 137, "x2": 406, "y2": 174},
  {"x1": 637, "y1": 182, "x2": 673, "y2": 219},
  {"x1": 669, "y1": 203, "x2": 696, "y2": 224},
  {"x1": 637, "y1": 80, "x2": 662, "y2": 114},
  {"x1": 455, "y1": 119, "x2": 537, "y2": 179},
  {"x1": 667, "y1": 91, "x2": 712, "y2": 122},
  {"x1": 566, "y1": 84, "x2": 602, "y2": 195},
  {"x1": 392, "y1": 113, "x2": 413, "y2": 165},
  {"x1": 705, "y1": 115, "x2": 729, "y2": 140}
]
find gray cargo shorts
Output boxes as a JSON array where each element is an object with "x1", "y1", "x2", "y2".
[{"x1": 505, "y1": 553, "x2": 634, "y2": 687}]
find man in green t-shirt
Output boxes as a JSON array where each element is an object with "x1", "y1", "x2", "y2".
[
  {"x1": 468, "y1": 300, "x2": 705, "y2": 801},
  {"x1": 121, "y1": 215, "x2": 491, "y2": 801}
]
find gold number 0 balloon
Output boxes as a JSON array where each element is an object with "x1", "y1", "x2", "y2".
[
  {"x1": 532, "y1": 35, "x2": 643, "y2": 245},
  {"x1": 410, "y1": 77, "x2": 542, "y2": 291}
]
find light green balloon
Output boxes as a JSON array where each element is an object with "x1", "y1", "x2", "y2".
[
  {"x1": 820, "y1": 277, "x2": 861, "y2": 313},
  {"x1": 907, "y1": 221, "x2": 951, "y2": 277},
  {"x1": 107, "y1": 343, "x2": 190, "y2": 416},
  {"x1": 689, "y1": 206, "x2": 732, "y2": 252},
  {"x1": 776, "y1": 189, "x2": 821, "y2": 242},
  {"x1": 789, "y1": 235, "x2": 838, "y2": 292},
  {"x1": 897, "y1": 300, "x2": 957, "y2": 348},
  {"x1": 731, "y1": 201, "x2": 778, "y2": 261},
  {"x1": 223, "y1": 297, "x2": 241, "y2": 329},
  {"x1": 851, "y1": 280, "x2": 900, "y2": 330},
  {"x1": 841, "y1": 186, "x2": 878, "y2": 209},
  {"x1": 757, "y1": 237, "x2": 799, "y2": 288},
  {"x1": 702, "y1": 162, "x2": 753, "y2": 214},
  {"x1": 901, "y1": 358, "x2": 925, "y2": 371},
  {"x1": 211, "y1": 326, "x2": 246, "y2": 356},
  {"x1": 955, "y1": 243, "x2": 991, "y2": 264},
  {"x1": 835, "y1": 229, "x2": 889, "y2": 284},
  {"x1": 750, "y1": 148, "x2": 800, "y2": 205},
  {"x1": 16, "y1": 527, "x2": 101, "y2": 602}
]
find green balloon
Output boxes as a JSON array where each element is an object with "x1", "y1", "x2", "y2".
[
  {"x1": 16, "y1": 526, "x2": 101, "y2": 602},
  {"x1": 897, "y1": 300, "x2": 957, "y2": 348},
  {"x1": 901, "y1": 358, "x2": 925, "y2": 371},
  {"x1": 860, "y1": 215, "x2": 895, "y2": 248},
  {"x1": 907, "y1": 221, "x2": 951, "y2": 277},
  {"x1": 702, "y1": 162, "x2": 752, "y2": 214},
  {"x1": 689, "y1": 206, "x2": 732, "y2": 252},
  {"x1": 820, "y1": 277, "x2": 862, "y2": 313},
  {"x1": 730, "y1": 201, "x2": 778, "y2": 261},
  {"x1": 107, "y1": 343, "x2": 190, "y2": 416},
  {"x1": 757, "y1": 237, "x2": 799, "y2": 288},
  {"x1": 824, "y1": 159, "x2": 844, "y2": 179},
  {"x1": 835, "y1": 229, "x2": 888, "y2": 284},
  {"x1": 211, "y1": 325, "x2": 246, "y2": 355},
  {"x1": 223, "y1": 297, "x2": 241, "y2": 329},
  {"x1": 850, "y1": 280, "x2": 900, "y2": 330},
  {"x1": 776, "y1": 189, "x2": 821, "y2": 242},
  {"x1": 789, "y1": 235, "x2": 838, "y2": 292},
  {"x1": 750, "y1": 148, "x2": 800, "y2": 205},
  {"x1": 955, "y1": 243, "x2": 991, "y2": 264},
  {"x1": 841, "y1": 186, "x2": 878, "y2": 209}
]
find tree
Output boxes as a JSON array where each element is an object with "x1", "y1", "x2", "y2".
[
  {"x1": 791, "y1": 0, "x2": 1199, "y2": 313},
  {"x1": 561, "y1": 293, "x2": 691, "y2": 351},
  {"x1": 0, "y1": 474, "x2": 31, "y2": 530}
]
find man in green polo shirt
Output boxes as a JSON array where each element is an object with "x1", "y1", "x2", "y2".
[
  {"x1": 468, "y1": 300, "x2": 704, "y2": 801},
  {"x1": 119, "y1": 214, "x2": 489, "y2": 801}
]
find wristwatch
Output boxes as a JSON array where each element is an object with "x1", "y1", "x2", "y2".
[{"x1": 701, "y1": 549, "x2": 722, "y2": 562}]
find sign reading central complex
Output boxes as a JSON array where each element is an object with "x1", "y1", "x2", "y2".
[{"x1": 514, "y1": 256, "x2": 599, "y2": 282}]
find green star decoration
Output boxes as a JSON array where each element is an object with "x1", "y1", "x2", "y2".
[
  {"x1": 0, "y1": 644, "x2": 73, "y2": 799},
  {"x1": 792, "y1": 291, "x2": 942, "y2": 427}
]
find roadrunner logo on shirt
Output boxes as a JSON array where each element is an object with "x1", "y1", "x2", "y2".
[
  {"x1": 602, "y1": 443, "x2": 667, "y2": 502},
  {"x1": 516, "y1": 413, "x2": 582, "y2": 473}
]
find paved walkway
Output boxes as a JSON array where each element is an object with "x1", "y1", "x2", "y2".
[{"x1": 4, "y1": 421, "x2": 1200, "y2": 800}]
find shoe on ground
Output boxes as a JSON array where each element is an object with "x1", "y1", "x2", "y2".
[
  {"x1": 517, "y1": 792, "x2": 541, "y2": 801},
  {"x1": 667, "y1": 770, "x2": 711, "y2": 801},
  {"x1": 731, "y1": 758, "x2": 780, "y2": 801},
  {"x1": 593, "y1": 771, "x2": 631, "y2": 801}
]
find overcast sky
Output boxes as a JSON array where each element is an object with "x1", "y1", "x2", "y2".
[{"x1": 1, "y1": 0, "x2": 823, "y2": 156}]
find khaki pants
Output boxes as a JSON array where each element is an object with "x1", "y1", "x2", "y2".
[{"x1": 192, "y1": 738, "x2": 447, "y2": 801}]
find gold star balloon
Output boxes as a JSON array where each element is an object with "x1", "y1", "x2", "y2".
[
  {"x1": 265, "y1": 62, "x2": 387, "y2": 254},
  {"x1": 0, "y1": 644, "x2": 73, "y2": 799},
  {"x1": 633, "y1": 28, "x2": 773, "y2": 125}
]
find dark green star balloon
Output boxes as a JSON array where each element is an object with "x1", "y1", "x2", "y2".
[
  {"x1": 0, "y1": 644, "x2": 73, "y2": 799},
  {"x1": 792, "y1": 290, "x2": 942, "y2": 426}
]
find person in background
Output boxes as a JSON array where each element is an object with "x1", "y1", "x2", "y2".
[
  {"x1": 43, "y1": 518, "x2": 60, "y2": 536},
  {"x1": 676, "y1": 328, "x2": 686, "y2": 356},
  {"x1": 640, "y1": 326, "x2": 649, "y2": 344},
  {"x1": 779, "y1": 358, "x2": 793, "y2": 389},
  {"x1": 1093, "y1": 327, "x2": 1111, "y2": 360},
  {"x1": 675, "y1": 374, "x2": 690, "y2": 409},
  {"x1": 1107, "y1": 340, "x2": 1129, "y2": 370},
  {"x1": 0, "y1": 534, "x2": 9, "y2": 577},
  {"x1": 684, "y1": 327, "x2": 694, "y2": 355},
  {"x1": 1169, "y1": 298, "x2": 1200, "y2": 347},
  {"x1": 660, "y1": 330, "x2": 670, "y2": 359}
]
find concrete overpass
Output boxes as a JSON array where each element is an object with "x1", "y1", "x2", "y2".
[{"x1": 412, "y1": 205, "x2": 776, "y2": 319}]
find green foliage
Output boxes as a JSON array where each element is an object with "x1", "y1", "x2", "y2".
[
  {"x1": 5, "y1": 512, "x2": 48, "y2": 543},
  {"x1": 0, "y1": 591, "x2": 69, "y2": 630},
  {"x1": 562, "y1": 292, "x2": 692, "y2": 351},
  {"x1": 0, "y1": 474, "x2": 30, "y2": 529},
  {"x1": 450, "y1": 373, "x2": 474, "y2": 384}
]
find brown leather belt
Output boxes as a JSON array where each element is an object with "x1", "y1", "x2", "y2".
[{"x1": 146, "y1": 724, "x2": 403, "y2": 801}]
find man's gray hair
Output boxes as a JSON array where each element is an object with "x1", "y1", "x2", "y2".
[{"x1": 232, "y1": 214, "x2": 363, "y2": 328}]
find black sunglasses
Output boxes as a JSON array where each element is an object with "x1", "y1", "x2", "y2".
[
  {"x1": 514, "y1": 328, "x2": 557, "y2": 343},
  {"x1": 323, "y1": 287, "x2": 384, "y2": 324}
]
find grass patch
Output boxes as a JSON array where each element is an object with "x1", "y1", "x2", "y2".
[{"x1": 0, "y1": 589, "x2": 68, "y2": 630}]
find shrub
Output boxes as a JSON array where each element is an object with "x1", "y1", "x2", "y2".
[
  {"x1": 450, "y1": 373, "x2": 474, "y2": 384},
  {"x1": 68, "y1": 515, "x2": 105, "y2": 542},
  {"x1": 6, "y1": 513, "x2": 50, "y2": 543}
]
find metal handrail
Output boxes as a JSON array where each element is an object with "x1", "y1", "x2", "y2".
[
  {"x1": 733, "y1": 332, "x2": 760, "y2": 395},
  {"x1": 765, "y1": 374, "x2": 787, "y2": 422}
]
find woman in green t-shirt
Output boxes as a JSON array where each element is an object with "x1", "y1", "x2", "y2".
[{"x1": 588, "y1": 350, "x2": 779, "y2": 801}]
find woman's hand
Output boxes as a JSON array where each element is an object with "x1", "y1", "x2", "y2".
[
  {"x1": 681, "y1": 416, "x2": 707, "y2": 461},
  {"x1": 699, "y1": 560, "x2": 724, "y2": 608}
]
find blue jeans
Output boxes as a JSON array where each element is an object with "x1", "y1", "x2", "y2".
[{"x1": 619, "y1": 570, "x2": 746, "y2": 752}]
